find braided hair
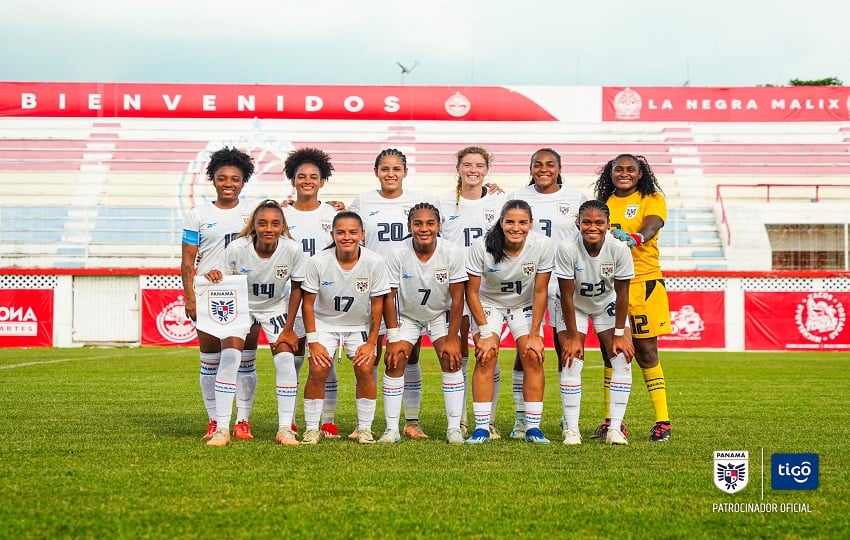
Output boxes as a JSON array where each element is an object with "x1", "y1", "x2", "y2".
[
  {"x1": 206, "y1": 146, "x2": 254, "y2": 182},
  {"x1": 407, "y1": 202, "x2": 442, "y2": 227},
  {"x1": 374, "y1": 148, "x2": 408, "y2": 170},
  {"x1": 593, "y1": 153, "x2": 664, "y2": 202},
  {"x1": 577, "y1": 199, "x2": 611, "y2": 222},
  {"x1": 284, "y1": 147, "x2": 334, "y2": 181},
  {"x1": 528, "y1": 148, "x2": 563, "y2": 187},
  {"x1": 454, "y1": 146, "x2": 492, "y2": 210},
  {"x1": 484, "y1": 199, "x2": 533, "y2": 264}
]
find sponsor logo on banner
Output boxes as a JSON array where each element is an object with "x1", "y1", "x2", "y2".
[
  {"x1": 772, "y1": 454, "x2": 819, "y2": 490},
  {"x1": 521, "y1": 262, "x2": 536, "y2": 277},
  {"x1": 434, "y1": 268, "x2": 448, "y2": 284},
  {"x1": 670, "y1": 305, "x2": 705, "y2": 339},
  {"x1": 155, "y1": 296, "x2": 196, "y2": 344},
  {"x1": 600, "y1": 262, "x2": 614, "y2": 278},
  {"x1": 444, "y1": 92, "x2": 471, "y2": 118},
  {"x1": 795, "y1": 292, "x2": 845, "y2": 343},
  {"x1": 208, "y1": 289, "x2": 239, "y2": 324},
  {"x1": 275, "y1": 265, "x2": 290, "y2": 280},
  {"x1": 355, "y1": 277, "x2": 370, "y2": 294},
  {"x1": 613, "y1": 87, "x2": 643, "y2": 120},
  {"x1": 0, "y1": 304, "x2": 38, "y2": 336},
  {"x1": 714, "y1": 451, "x2": 749, "y2": 494}
]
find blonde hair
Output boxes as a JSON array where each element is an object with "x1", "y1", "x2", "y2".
[{"x1": 454, "y1": 146, "x2": 493, "y2": 210}]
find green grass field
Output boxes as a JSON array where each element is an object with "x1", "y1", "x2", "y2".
[{"x1": 1, "y1": 347, "x2": 847, "y2": 539}]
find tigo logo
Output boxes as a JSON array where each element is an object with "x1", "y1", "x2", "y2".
[{"x1": 772, "y1": 454, "x2": 819, "y2": 490}]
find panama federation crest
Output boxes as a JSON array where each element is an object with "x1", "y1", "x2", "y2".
[
  {"x1": 355, "y1": 277, "x2": 370, "y2": 294},
  {"x1": 275, "y1": 265, "x2": 290, "y2": 280},
  {"x1": 209, "y1": 289, "x2": 239, "y2": 324},
  {"x1": 435, "y1": 268, "x2": 448, "y2": 284},
  {"x1": 321, "y1": 220, "x2": 332, "y2": 234},
  {"x1": 521, "y1": 262, "x2": 536, "y2": 277},
  {"x1": 600, "y1": 262, "x2": 614, "y2": 278},
  {"x1": 484, "y1": 208, "x2": 496, "y2": 225},
  {"x1": 714, "y1": 451, "x2": 749, "y2": 494},
  {"x1": 558, "y1": 203, "x2": 570, "y2": 216},
  {"x1": 625, "y1": 205, "x2": 639, "y2": 219}
]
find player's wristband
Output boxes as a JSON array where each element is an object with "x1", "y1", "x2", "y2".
[
  {"x1": 613, "y1": 328, "x2": 625, "y2": 337},
  {"x1": 387, "y1": 327, "x2": 401, "y2": 343},
  {"x1": 629, "y1": 233, "x2": 644, "y2": 246},
  {"x1": 478, "y1": 324, "x2": 493, "y2": 339},
  {"x1": 306, "y1": 332, "x2": 320, "y2": 343}
]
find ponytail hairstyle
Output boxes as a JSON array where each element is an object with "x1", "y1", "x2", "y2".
[
  {"x1": 324, "y1": 211, "x2": 364, "y2": 251},
  {"x1": 206, "y1": 146, "x2": 254, "y2": 182},
  {"x1": 374, "y1": 148, "x2": 408, "y2": 170},
  {"x1": 484, "y1": 199, "x2": 533, "y2": 264},
  {"x1": 454, "y1": 146, "x2": 492, "y2": 210},
  {"x1": 238, "y1": 199, "x2": 293, "y2": 240},
  {"x1": 528, "y1": 147, "x2": 563, "y2": 187},
  {"x1": 593, "y1": 153, "x2": 664, "y2": 202}
]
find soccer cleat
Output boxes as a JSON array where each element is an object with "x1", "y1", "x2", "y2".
[
  {"x1": 488, "y1": 422, "x2": 502, "y2": 440},
  {"x1": 203, "y1": 419, "x2": 218, "y2": 440},
  {"x1": 275, "y1": 427, "x2": 299, "y2": 446},
  {"x1": 356, "y1": 428, "x2": 376, "y2": 444},
  {"x1": 403, "y1": 420, "x2": 429, "y2": 439},
  {"x1": 464, "y1": 428, "x2": 491, "y2": 444},
  {"x1": 301, "y1": 429, "x2": 323, "y2": 445},
  {"x1": 320, "y1": 422, "x2": 340, "y2": 439},
  {"x1": 347, "y1": 428, "x2": 359, "y2": 440},
  {"x1": 649, "y1": 421, "x2": 672, "y2": 442},
  {"x1": 606, "y1": 427, "x2": 629, "y2": 445},
  {"x1": 524, "y1": 428, "x2": 551, "y2": 444},
  {"x1": 377, "y1": 429, "x2": 402, "y2": 444},
  {"x1": 446, "y1": 428, "x2": 464, "y2": 445},
  {"x1": 590, "y1": 419, "x2": 628, "y2": 440},
  {"x1": 291, "y1": 423, "x2": 298, "y2": 435},
  {"x1": 562, "y1": 428, "x2": 582, "y2": 446},
  {"x1": 206, "y1": 429, "x2": 230, "y2": 447},
  {"x1": 509, "y1": 413, "x2": 527, "y2": 439},
  {"x1": 232, "y1": 420, "x2": 254, "y2": 440},
  {"x1": 459, "y1": 421, "x2": 469, "y2": 439}
]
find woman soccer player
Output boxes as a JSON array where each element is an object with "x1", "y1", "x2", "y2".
[
  {"x1": 505, "y1": 148, "x2": 587, "y2": 439},
  {"x1": 181, "y1": 146, "x2": 260, "y2": 441},
  {"x1": 437, "y1": 146, "x2": 507, "y2": 438},
  {"x1": 380, "y1": 203, "x2": 467, "y2": 444},
  {"x1": 299, "y1": 212, "x2": 391, "y2": 444},
  {"x1": 464, "y1": 199, "x2": 555, "y2": 444},
  {"x1": 203, "y1": 200, "x2": 308, "y2": 446},
  {"x1": 592, "y1": 154, "x2": 672, "y2": 442},
  {"x1": 555, "y1": 200, "x2": 635, "y2": 446},
  {"x1": 282, "y1": 147, "x2": 343, "y2": 439},
  {"x1": 349, "y1": 148, "x2": 436, "y2": 439}
]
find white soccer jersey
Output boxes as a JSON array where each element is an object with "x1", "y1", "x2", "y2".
[
  {"x1": 283, "y1": 203, "x2": 337, "y2": 257},
  {"x1": 437, "y1": 190, "x2": 507, "y2": 248},
  {"x1": 555, "y1": 231, "x2": 635, "y2": 315},
  {"x1": 182, "y1": 200, "x2": 254, "y2": 275},
  {"x1": 349, "y1": 189, "x2": 436, "y2": 258},
  {"x1": 388, "y1": 238, "x2": 468, "y2": 322},
  {"x1": 466, "y1": 231, "x2": 555, "y2": 309},
  {"x1": 302, "y1": 247, "x2": 391, "y2": 332},
  {"x1": 224, "y1": 236, "x2": 308, "y2": 314},
  {"x1": 506, "y1": 185, "x2": 587, "y2": 244}
]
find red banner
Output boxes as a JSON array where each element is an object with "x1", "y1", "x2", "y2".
[
  {"x1": 603, "y1": 86, "x2": 850, "y2": 122},
  {"x1": 661, "y1": 291, "x2": 725, "y2": 348},
  {"x1": 141, "y1": 289, "x2": 197, "y2": 346},
  {"x1": 745, "y1": 291, "x2": 849, "y2": 351},
  {"x1": 0, "y1": 289, "x2": 53, "y2": 347}
]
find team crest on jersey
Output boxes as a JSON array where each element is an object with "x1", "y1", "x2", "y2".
[
  {"x1": 321, "y1": 220, "x2": 332, "y2": 234},
  {"x1": 275, "y1": 265, "x2": 290, "y2": 280},
  {"x1": 522, "y1": 262, "x2": 536, "y2": 277},
  {"x1": 483, "y1": 306, "x2": 492, "y2": 319},
  {"x1": 355, "y1": 277, "x2": 370, "y2": 294},
  {"x1": 600, "y1": 262, "x2": 614, "y2": 278},
  {"x1": 714, "y1": 451, "x2": 749, "y2": 494},
  {"x1": 435, "y1": 267, "x2": 449, "y2": 284},
  {"x1": 483, "y1": 208, "x2": 496, "y2": 225},
  {"x1": 241, "y1": 214, "x2": 251, "y2": 225},
  {"x1": 625, "y1": 205, "x2": 639, "y2": 219},
  {"x1": 402, "y1": 205, "x2": 412, "y2": 218},
  {"x1": 558, "y1": 203, "x2": 570, "y2": 216}
]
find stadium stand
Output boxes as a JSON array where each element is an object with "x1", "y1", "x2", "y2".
[{"x1": 2, "y1": 118, "x2": 849, "y2": 269}]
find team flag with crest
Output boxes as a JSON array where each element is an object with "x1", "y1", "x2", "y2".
[{"x1": 194, "y1": 274, "x2": 252, "y2": 339}]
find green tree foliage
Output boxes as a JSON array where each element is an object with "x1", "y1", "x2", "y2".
[{"x1": 789, "y1": 77, "x2": 843, "y2": 86}]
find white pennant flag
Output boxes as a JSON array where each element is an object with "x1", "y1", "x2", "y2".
[{"x1": 194, "y1": 274, "x2": 252, "y2": 339}]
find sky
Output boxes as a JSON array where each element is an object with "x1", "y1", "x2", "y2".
[{"x1": 2, "y1": 0, "x2": 849, "y2": 88}]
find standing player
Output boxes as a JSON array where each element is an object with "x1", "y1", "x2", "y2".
[
  {"x1": 282, "y1": 147, "x2": 343, "y2": 439},
  {"x1": 380, "y1": 203, "x2": 467, "y2": 444},
  {"x1": 464, "y1": 200, "x2": 555, "y2": 444},
  {"x1": 299, "y1": 212, "x2": 391, "y2": 444},
  {"x1": 349, "y1": 148, "x2": 436, "y2": 439},
  {"x1": 592, "y1": 154, "x2": 672, "y2": 442},
  {"x1": 181, "y1": 146, "x2": 260, "y2": 441},
  {"x1": 555, "y1": 200, "x2": 635, "y2": 446},
  {"x1": 437, "y1": 146, "x2": 506, "y2": 438},
  {"x1": 203, "y1": 200, "x2": 308, "y2": 446},
  {"x1": 505, "y1": 148, "x2": 587, "y2": 439}
]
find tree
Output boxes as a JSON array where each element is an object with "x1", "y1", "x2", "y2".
[{"x1": 788, "y1": 77, "x2": 843, "y2": 86}]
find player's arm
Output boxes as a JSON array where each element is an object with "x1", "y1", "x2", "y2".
[
  {"x1": 353, "y1": 294, "x2": 383, "y2": 367},
  {"x1": 524, "y1": 271, "x2": 550, "y2": 364},
  {"x1": 466, "y1": 274, "x2": 498, "y2": 366},
  {"x1": 383, "y1": 288, "x2": 405, "y2": 370},
  {"x1": 440, "y1": 281, "x2": 466, "y2": 370},
  {"x1": 180, "y1": 242, "x2": 198, "y2": 321},
  {"x1": 302, "y1": 291, "x2": 331, "y2": 367},
  {"x1": 557, "y1": 277, "x2": 584, "y2": 367},
  {"x1": 275, "y1": 280, "x2": 302, "y2": 352}
]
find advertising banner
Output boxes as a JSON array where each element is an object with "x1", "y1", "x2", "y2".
[
  {"x1": 661, "y1": 291, "x2": 725, "y2": 349},
  {"x1": 745, "y1": 291, "x2": 849, "y2": 350},
  {"x1": 0, "y1": 289, "x2": 53, "y2": 347}
]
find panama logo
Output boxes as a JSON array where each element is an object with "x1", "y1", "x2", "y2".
[
  {"x1": 156, "y1": 296, "x2": 196, "y2": 343},
  {"x1": 625, "y1": 205, "x2": 639, "y2": 219},
  {"x1": 714, "y1": 451, "x2": 749, "y2": 494},
  {"x1": 321, "y1": 220, "x2": 332, "y2": 234},
  {"x1": 208, "y1": 289, "x2": 239, "y2": 324},
  {"x1": 558, "y1": 203, "x2": 570, "y2": 216},
  {"x1": 600, "y1": 262, "x2": 614, "y2": 278},
  {"x1": 795, "y1": 292, "x2": 845, "y2": 343},
  {"x1": 402, "y1": 206, "x2": 412, "y2": 218},
  {"x1": 484, "y1": 209, "x2": 496, "y2": 225},
  {"x1": 435, "y1": 268, "x2": 448, "y2": 284},
  {"x1": 355, "y1": 277, "x2": 370, "y2": 294},
  {"x1": 275, "y1": 265, "x2": 290, "y2": 280},
  {"x1": 522, "y1": 262, "x2": 536, "y2": 276},
  {"x1": 613, "y1": 87, "x2": 643, "y2": 120}
]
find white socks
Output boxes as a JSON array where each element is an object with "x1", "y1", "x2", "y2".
[
  {"x1": 236, "y1": 349, "x2": 257, "y2": 423},
  {"x1": 403, "y1": 363, "x2": 422, "y2": 421},
  {"x1": 559, "y1": 359, "x2": 583, "y2": 431},
  {"x1": 273, "y1": 351, "x2": 297, "y2": 429},
  {"x1": 609, "y1": 353, "x2": 632, "y2": 431},
  {"x1": 382, "y1": 374, "x2": 405, "y2": 432},
  {"x1": 214, "y1": 348, "x2": 240, "y2": 429},
  {"x1": 442, "y1": 370, "x2": 465, "y2": 430},
  {"x1": 199, "y1": 351, "x2": 220, "y2": 421}
]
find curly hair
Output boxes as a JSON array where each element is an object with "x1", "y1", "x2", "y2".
[
  {"x1": 592, "y1": 154, "x2": 664, "y2": 202},
  {"x1": 205, "y1": 146, "x2": 254, "y2": 182},
  {"x1": 284, "y1": 147, "x2": 334, "y2": 181}
]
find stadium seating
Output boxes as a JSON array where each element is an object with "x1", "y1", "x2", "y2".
[{"x1": 1, "y1": 118, "x2": 848, "y2": 269}]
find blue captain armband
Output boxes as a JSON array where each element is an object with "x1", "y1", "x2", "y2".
[{"x1": 182, "y1": 229, "x2": 199, "y2": 245}]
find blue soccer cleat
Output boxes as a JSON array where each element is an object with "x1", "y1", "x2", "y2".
[
  {"x1": 524, "y1": 427, "x2": 551, "y2": 444},
  {"x1": 464, "y1": 428, "x2": 491, "y2": 444}
]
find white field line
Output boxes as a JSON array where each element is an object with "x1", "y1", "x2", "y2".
[{"x1": 0, "y1": 349, "x2": 185, "y2": 370}]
